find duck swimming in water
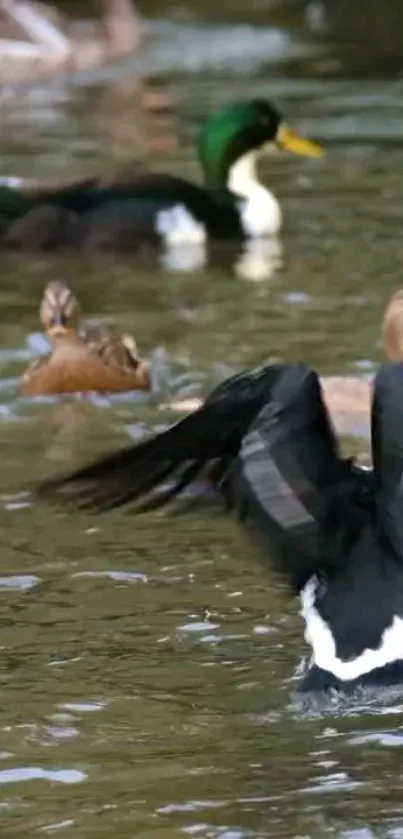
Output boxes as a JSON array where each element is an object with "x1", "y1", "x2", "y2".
[
  {"x1": 21, "y1": 280, "x2": 150, "y2": 396},
  {"x1": 0, "y1": 99, "x2": 322, "y2": 251},
  {"x1": 37, "y1": 356, "x2": 403, "y2": 695},
  {"x1": 38, "y1": 291, "x2": 403, "y2": 695}
]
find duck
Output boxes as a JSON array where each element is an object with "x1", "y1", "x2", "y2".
[
  {"x1": 36, "y1": 359, "x2": 403, "y2": 696},
  {"x1": 38, "y1": 292, "x2": 403, "y2": 696},
  {"x1": 0, "y1": 98, "x2": 323, "y2": 251},
  {"x1": 21, "y1": 280, "x2": 150, "y2": 396}
]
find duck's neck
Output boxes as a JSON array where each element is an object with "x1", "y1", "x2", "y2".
[
  {"x1": 48, "y1": 330, "x2": 82, "y2": 350},
  {"x1": 227, "y1": 151, "x2": 261, "y2": 198},
  {"x1": 227, "y1": 151, "x2": 282, "y2": 237}
]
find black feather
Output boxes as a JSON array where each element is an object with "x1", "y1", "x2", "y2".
[
  {"x1": 37, "y1": 363, "x2": 286, "y2": 510},
  {"x1": 37, "y1": 361, "x2": 372, "y2": 594},
  {"x1": 37, "y1": 358, "x2": 403, "y2": 694},
  {"x1": 0, "y1": 174, "x2": 243, "y2": 250}
]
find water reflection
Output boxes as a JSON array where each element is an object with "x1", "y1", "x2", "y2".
[
  {"x1": 87, "y1": 74, "x2": 178, "y2": 165},
  {"x1": 160, "y1": 237, "x2": 284, "y2": 282},
  {"x1": 235, "y1": 238, "x2": 284, "y2": 283}
]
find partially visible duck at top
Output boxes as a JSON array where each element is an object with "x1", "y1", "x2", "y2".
[
  {"x1": 21, "y1": 280, "x2": 150, "y2": 396},
  {"x1": 164, "y1": 290, "x2": 403, "y2": 439},
  {"x1": 321, "y1": 288, "x2": 403, "y2": 437},
  {"x1": 0, "y1": 99, "x2": 323, "y2": 251}
]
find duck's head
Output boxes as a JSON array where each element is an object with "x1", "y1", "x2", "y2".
[
  {"x1": 40, "y1": 281, "x2": 80, "y2": 342},
  {"x1": 197, "y1": 98, "x2": 323, "y2": 187},
  {"x1": 382, "y1": 290, "x2": 403, "y2": 361}
]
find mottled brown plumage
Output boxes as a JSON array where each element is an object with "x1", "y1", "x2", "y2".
[{"x1": 21, "y1": 280, "x2": 150, "y2": 396}]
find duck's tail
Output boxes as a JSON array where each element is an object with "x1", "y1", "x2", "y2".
[{"x1": 37, "y1": 362, "x2": 367, "y2": 591}]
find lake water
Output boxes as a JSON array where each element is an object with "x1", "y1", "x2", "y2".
[{"x1": 1, "y1": 7, "x2": 403, "y2": 837}]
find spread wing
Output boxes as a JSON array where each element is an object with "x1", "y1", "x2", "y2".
[{"x1": 37, "y1": 362, "x2": 371, "y2": 591}]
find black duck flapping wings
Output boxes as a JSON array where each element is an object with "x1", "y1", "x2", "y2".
[
  {"x1": 36, "y1": 363, "x2": 287, "y2": 512},
  {"x1": 37, "y1": 361, "x2": 371, "y2": 593},
  {"x1": 371, "y1": 362, "x2": 403, "y2": 559}
]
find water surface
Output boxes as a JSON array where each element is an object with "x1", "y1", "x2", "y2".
[{"x1": 0, "y1": 12, "x2": 403, "y2": 838}]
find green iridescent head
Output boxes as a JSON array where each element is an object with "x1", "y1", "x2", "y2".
[{"x1": 197, "y1": 98, "x2": 323, "y2": 187}]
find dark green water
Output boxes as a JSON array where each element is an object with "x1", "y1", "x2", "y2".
[{"x1": 2, "y1": 9, "x2": 403, "y2": 838}]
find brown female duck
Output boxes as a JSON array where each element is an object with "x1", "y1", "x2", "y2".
[{"x1": 21, "y1": 280, "x2": 150, "y2": 396}]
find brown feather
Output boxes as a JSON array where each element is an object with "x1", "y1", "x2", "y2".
[{"x1": 21, "y1": 342, "x2": 150, "y2": 396}]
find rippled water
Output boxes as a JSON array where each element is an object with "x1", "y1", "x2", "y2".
[{"x1": 1, "y1": 9, "x2": 403, "y2": 838}]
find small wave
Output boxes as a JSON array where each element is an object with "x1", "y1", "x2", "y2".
[
  {"x1": 71, "y1": 570, "x2": 148, "y2": 584},
  {"x1": 0, "y1": 574, "x2": 40, "y2": 591},
  {"x1": 0, "y1": 766, "x2": 86, "y2": 785}
]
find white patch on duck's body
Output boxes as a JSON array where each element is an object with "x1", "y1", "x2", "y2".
[
  {"x1": 301, "y1": 575, "x2": 403, "y2": 682},
  {"x1": 156, "y1": 204, "x2": 207, "y2": 246},
  {"x1": 228, "y1": 150, "x2": 282, "y2": 237}
]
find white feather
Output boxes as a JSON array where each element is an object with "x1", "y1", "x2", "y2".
[
  {"x1": 228, "y1": 151, "x2": 282, "y2": 237},
  {"x1": 156, "y1": 205, "x2": 206, "y2": 246},
  {"x1": 301, "y1": 575, "x2": 403, "y2": 682}
]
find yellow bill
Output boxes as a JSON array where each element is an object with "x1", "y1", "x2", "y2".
[{"x1": 277, "y1": 124, "x2": 324, "y2": 158}]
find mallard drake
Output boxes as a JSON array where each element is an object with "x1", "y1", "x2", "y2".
[
  {"x1": 0, "y1": 99, "x2": 323, "y2": 250},
  {"x1": 21, "y1": 280, "x2": 150, "y2": 396},
  {"x1": 38, "y1": 356, "x2": 403, "y2": 695}
]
